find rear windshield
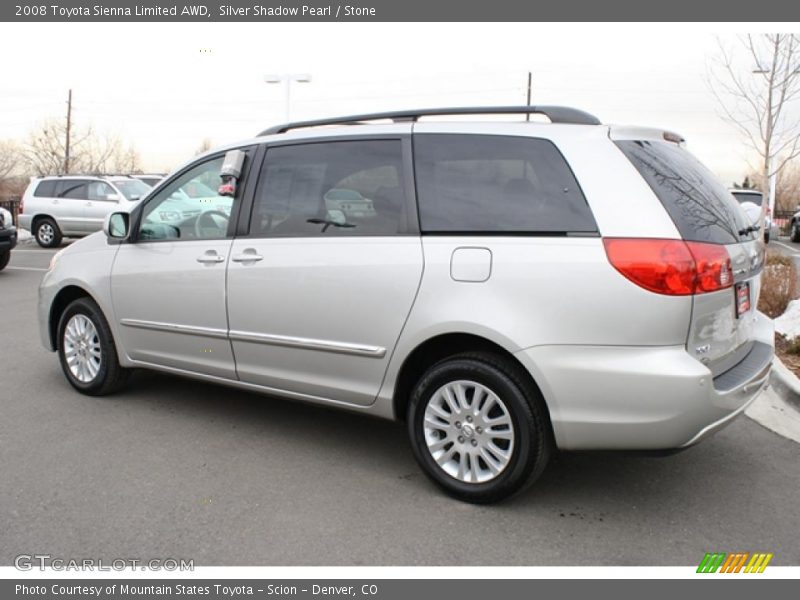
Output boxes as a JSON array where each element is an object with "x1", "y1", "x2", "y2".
[
  {"x1": 731, "y1": 191, "x2": 764, "y2": 207},
  {"x1": 615, "y1": 140, "x2": 754, "y2": 244}
]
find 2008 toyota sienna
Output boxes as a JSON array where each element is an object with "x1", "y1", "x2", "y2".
[{"x1": 38, "y1": 106, "x2": 774, "y2": 503}]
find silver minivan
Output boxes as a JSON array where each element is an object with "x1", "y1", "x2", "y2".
[{"x1": 38, "y1": 107, "x2": 774, "y2": 502}]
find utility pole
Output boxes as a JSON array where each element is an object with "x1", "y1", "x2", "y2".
[
  {"x1": 525, "y1": 71, "x2": 532, "y2": 121},
  {"x1": 264, "y1": 74, "x2": 312, "y2": 122},
  {"x1": 64, "y1": 89, "x2": 72, "y2": 174}
]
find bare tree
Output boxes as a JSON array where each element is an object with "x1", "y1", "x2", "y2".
[
  {"x1": 195, "y1": 138, "x2": 213, "y2": 156},
  {"x1": 0, "y1": 139, "x2": 20, "y2": 181},
  {"x1": 23, "y1": 118, "x2": 141, "y2": 176},
  {"x1": 709, "y1": 34, "x2": 800, "y2": 211},
  {"x1": 745, "y1": 160, "x2": 800, "y2": 212}
]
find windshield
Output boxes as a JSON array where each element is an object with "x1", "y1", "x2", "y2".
[
  {"x1": 732, "y1": 191, "x2": 764, "y2": 207},
  {"x1": 113, "y1": 179, "x2": 152, "y2": 200}
]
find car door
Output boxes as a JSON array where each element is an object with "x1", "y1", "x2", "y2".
[
  {"x1": 110, "y1": 150, "x2": 250, "y2": 379},
  {"x1": 84, "y1": 180, "x2": 121, "y2": 233},
  {"x1": 56, "y1": 179, "x2": 94, "y2": 234},
  {"x1": 226, "y1": 134, "x2": 424, "y2": 406}
]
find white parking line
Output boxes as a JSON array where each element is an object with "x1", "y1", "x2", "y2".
[
  {"x1": 774, "y1": 241, "x2": 800, "y2": 255},
  {"x1": 6, "y1": 266, "x2": 47, "y2": 272}
]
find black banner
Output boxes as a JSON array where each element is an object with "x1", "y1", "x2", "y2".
[
  {"x1": 5, "y1": 579, "x2": 800, "y2": 600},
  {"x1": 3, "y1": 0, "x2": 800, "y2": 22}
]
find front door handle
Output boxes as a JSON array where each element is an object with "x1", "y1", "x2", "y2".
[
  {"x1": 196, "y1": 250, "x2": 225, "y2": 264},
  {"x1": 231, "y1": 250, "x2": 264, "y2": 263}
]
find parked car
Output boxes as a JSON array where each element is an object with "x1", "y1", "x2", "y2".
[
  {"x1": 729, "y1": 188, "x2": 775, "y2": 243},
  {"x1": 323, "y1": 188, "x2": 376, "y2": 217},
  {"x1": 789, "y1": 205, "x2": 800, "y2": 242},
  {"x1": 19, "y1": 175, "x2": 152, "y2": 248},
  {"x1": 0, "y1": 206, "x2": 17, "y2": 271},
  {"x1": 38, "y1": 107, "x2": 774, "y2": 503},
  {"x1": 132, "y1": 174, "x2": 166, "y2": 188}
]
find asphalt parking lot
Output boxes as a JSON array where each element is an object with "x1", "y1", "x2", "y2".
[{"x1": 1, "y1": 242, "x2": 799, "y2": 566}]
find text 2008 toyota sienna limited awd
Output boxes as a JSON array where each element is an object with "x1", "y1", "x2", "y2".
[{"x1": 38, "y1": 107, "x2": 774, "y2": 503}]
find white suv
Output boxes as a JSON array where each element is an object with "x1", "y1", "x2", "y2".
[
  {"x1": 19, "y1": 175, "x2": 152, "y2": 247},
  {"x1": 37, "y1": 107, "x2": 774, "y2": 503}
]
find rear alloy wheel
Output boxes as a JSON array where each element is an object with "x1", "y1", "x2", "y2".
[
  {"x1": 408, "y1": 352, "x2": 551, "y2": 503},
  {"x1": 35, "y1": 218, "x2": 62, "y2": 248},
  {"x1": 57, "y1": 298, "x2": 129, "y2": 395}
]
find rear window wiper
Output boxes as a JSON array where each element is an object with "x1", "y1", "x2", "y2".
[
  {"x1": 738, "y1": 225, "x2": 758, "y2": 237},
  {"x1": 306, "y1": 217, "x2": 356, "y2": 232}
]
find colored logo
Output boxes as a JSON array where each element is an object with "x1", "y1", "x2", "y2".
[{"x1": 697, "y1": 552, "x2": 773, "y2": 573}]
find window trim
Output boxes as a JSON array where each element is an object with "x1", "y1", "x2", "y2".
[
  {"x1": 411, "y1": 132, "x2": 598, "y2": 237},
  {"x1": 239, "y1": 134, "x2": 419, "y2": 240}
]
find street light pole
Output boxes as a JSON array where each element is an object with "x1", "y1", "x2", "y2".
[{"x1": 265, "y1": 73, "x2": 312, "y2": 122}]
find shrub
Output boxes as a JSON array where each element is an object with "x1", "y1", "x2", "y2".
[{"x1": 758, "y1": 252, "x2": 798, "y2": 318}]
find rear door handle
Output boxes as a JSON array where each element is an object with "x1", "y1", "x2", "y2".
[
  {"x1": 231, "y1": 250, "x2": 264, "y2": 263},
  {"x1": 196, "y1": 251, "x2": 225, "y2": 264}
]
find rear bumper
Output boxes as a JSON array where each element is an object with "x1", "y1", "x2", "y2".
[
  {"x1": 17, "y1": 214, "x2": 32, "y2": 231},
  {"x1": 514, "y1": 310, "x2": 774, "y2": 451}
]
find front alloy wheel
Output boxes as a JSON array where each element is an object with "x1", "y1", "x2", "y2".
[
  {"x1": 408, "y1": 352, "x2": 551, "y2": 503},
  {"x1": 63, "y1": 314, "x2": 102, "y2": 383},
  {"x1": 57, "y1": 298, "x2": 129, "y2": 395},
  {"x1": 35, "y1": 218, "x2": 62, "y2": 248}
]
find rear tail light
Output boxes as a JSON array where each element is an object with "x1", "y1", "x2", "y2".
[
  {"x1": 19, "y1": 198, "x2": 24, "y2": 214},
  {"x1": 604, "y1": 238, "x2": 732, "y2": 296}
]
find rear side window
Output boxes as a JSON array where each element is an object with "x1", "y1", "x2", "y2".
[
  {"x1": 615, "y1": 140, "x2": 753, "y2": 244},
  {"x1": 59, "y1": 180, "x2": 91, "y2": 200},
  {"x1": 413, "y1": 134, "x2": 596, "y2": 234},
  {"x1": 34, "y1": 180, "x2": 57, "y2": 197}
]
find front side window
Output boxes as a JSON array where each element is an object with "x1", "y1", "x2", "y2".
[
  {"x1": 413, "y1": 134, "x2": 596, "y2": 233},
  {"x1": 87, "y1": 181, "x2": 116, "y2": 201},
  {"x1": 112, "y1": 179, "x2": 151, "y2": 201},
  {"x1": 138, "y1": 155, "x2": 239, "y2": 241},
  {"x1": 251, "y1": 140, "x2": 407, "y2": 237}
]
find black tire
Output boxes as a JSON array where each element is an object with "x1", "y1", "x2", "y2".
[
  {"x1": 792, "y1": 221, "x2": 800, "y2": 243},
  {"x1": 57, "y1": 297, "x2": 129, "y2": 396},
  {"x1": 407, "y1": 352, "x2": 552, "y2": 503},
  {"x1": 764, "y1": 231, "x2": 770, "y2": 244},
  {"x1": 35, "y1": 217, "x2": 62, "y2": 248},
  {"x1": 0, "y1": 251, "x2": 9, "y2": 271}
]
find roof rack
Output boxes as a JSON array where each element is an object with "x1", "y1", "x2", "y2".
[{"x1": 259, "y1": 106, "x2": 601, "y2": 136}]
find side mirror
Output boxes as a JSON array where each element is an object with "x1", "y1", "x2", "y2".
[
  {"x1": 218, "y1": 149, "x2": 246, "y2": 198},
  {"x1": 103, "y1": 212, "x2": 130, "y2": 240}
]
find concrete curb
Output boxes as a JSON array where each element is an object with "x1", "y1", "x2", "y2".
[
  {"x1": 768, "y1": 356, "x2": 800, "y2": 413},
  {"x1": 744, "y1": 356, "x2": 800, "y2": 444}
]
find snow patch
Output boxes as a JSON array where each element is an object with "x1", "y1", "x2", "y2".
[
  {"x1": 774, "y1": 299, "x2": 800, "y2": 340},
  {"x1": 17, "y1": 228, "x2": 32, "y2": 242}
]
